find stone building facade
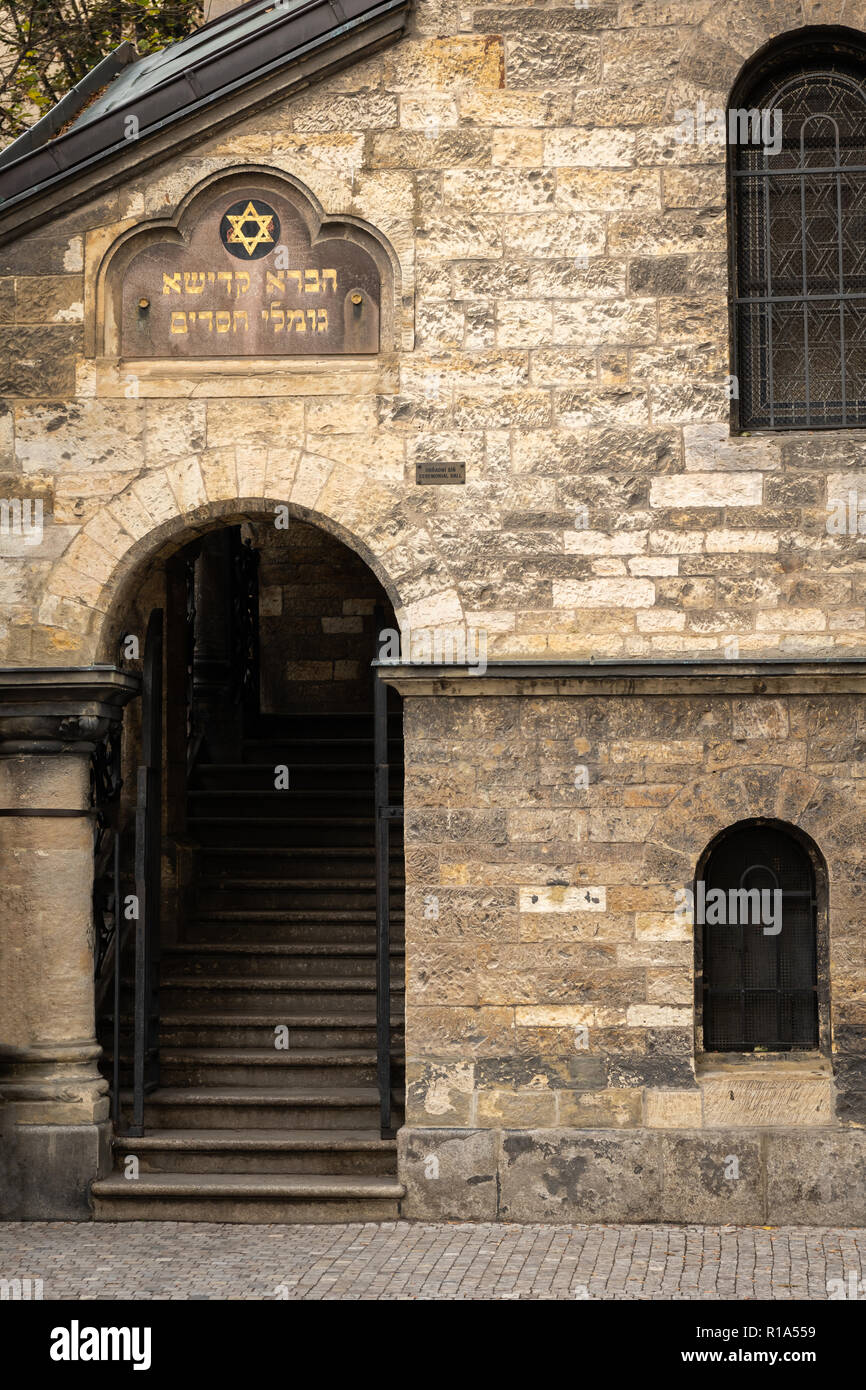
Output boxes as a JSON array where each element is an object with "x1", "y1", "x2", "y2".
[{"x1": 1, "y1": 0, "x2": 866, "y2": 1223}]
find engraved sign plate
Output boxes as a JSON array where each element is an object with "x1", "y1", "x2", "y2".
[
  {"x1": 121, "y1": 185, "x2": 380, "y2": 357},
  {"x1": 415, "y1": 461, "x2": 466, "y2": 485}
]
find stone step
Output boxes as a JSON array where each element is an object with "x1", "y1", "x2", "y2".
[
  {"x1": 192, "y1": 764, "x2": 402, "y2": 792},
  {"x1": 159, "y1": 975, "x2": 400, "y2": 1011},
  {"x1": 243, "y1": 736, "x2": 399, "y2": 755},
  {"x1": 180, "y1": 913, "x2": 403, "y2": 945},
  {"x1": 157, "y1": 1047, "x2": 397, "y2": 1087},
  {"x1": 129, "y1": 1086, "x2": 394, "y2": 1129},
  {"x1": 105, "y1": 1025, "x2": 402, "y2": 1050},
  {"x1": 91, "y1": 1171, "x2": 405, "y2": 1223},
  {"x1": 196, "y1": 846, "x2": 397, "y2": 878},
  {"x1": 167, "y1": 941, "x2": 394, "y2": 952},
  {"x1": 154, "y1": 1012, "x2": 404, "y2": 1048},
  {"x1": 195, "y1": 876, "x2": 403, "y2": 890},
  {"x1": 181, "y1": 919, "x2": 393, "y2": 945},
  {"x1": 189, "y1": 789, "x2": 379, "y2": 808},
  {"x1": 188, "y1": 817, "x2": 381, "y2": 847},
  {"x1": 247, "y1": 711, "x2": 401, "y2": 734},
  {"x1": 161, "y1": 943, "x2": 404, "y2": 978},
  {"x1": 188, "y1": 909, "x2": 403, "y2": 923},
  {"x1": 159, "y1": 974, "x2": 400, "y2": 989},
  {"x1": 163, "y1": 945, "x2": 405, "y2": 978},
  {"x1": 195, "y1": 884, "x2": 380, "y2": 912},
  {"x1": 111, "y1": 1127, "x2": 397, "y2": 1175}
]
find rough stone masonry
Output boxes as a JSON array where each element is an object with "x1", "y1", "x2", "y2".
[{"x1": 2, "y1": 0, "x2": 866, "y2": 1224}]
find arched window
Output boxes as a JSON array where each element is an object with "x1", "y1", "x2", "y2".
[
  {"x1": 698, "y1": 821, "x2": 818, "y2": 1051},
  {"x1": 731, "y1": 33, "x2": 866, "y2": 429}
]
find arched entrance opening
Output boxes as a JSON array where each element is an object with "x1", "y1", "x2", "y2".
[{"x1": 92, "y1": 509, "x2": 405, "y2": 1222}]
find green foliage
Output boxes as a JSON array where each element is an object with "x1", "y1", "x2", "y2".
[{"x1": 0, "y1": 0, "x2": 203, "y2": 141}]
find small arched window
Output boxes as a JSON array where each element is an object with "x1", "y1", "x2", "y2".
[
  {"x1": 731, "y1": 34, "x2": 866, "y2": 429},
  {"x1": 698, "y1": 821, "x2": 818, "y2": 1051}
]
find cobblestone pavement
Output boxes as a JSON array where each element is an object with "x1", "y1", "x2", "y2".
[{"x1": 1, "y1": 1221, "x2": 865, "y2": 1299}]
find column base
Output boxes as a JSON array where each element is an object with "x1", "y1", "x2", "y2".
[
  {"x1": 0, "y1": 1115, "x2": 112, "y2": 1220},
  {"x1": 0, "y1": 1039, "x2": 110, "y2": 1125}
]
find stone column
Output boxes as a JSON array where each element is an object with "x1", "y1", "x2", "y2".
[{"x1": 0, "y1": 668, "x2": 139, "y2": 1218}]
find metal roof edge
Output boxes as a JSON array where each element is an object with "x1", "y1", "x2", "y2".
[
  {"x1": 0, "y1": 42, "x2": 138, "y2": 173},
  {"x1": 0, "y1": 0, "x2": 411, "y2": 242}
]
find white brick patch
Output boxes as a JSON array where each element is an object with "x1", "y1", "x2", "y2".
[
  {"x1": 553, "y1": 578, "x2": 655, "y2": 608},
  {"x1": 649, "y1": 473, "x2": 763, "y2": 508}
]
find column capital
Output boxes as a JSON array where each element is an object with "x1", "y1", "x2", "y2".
[{"x1": 0, "y1": 666, "x2": 140, "y2": 755}]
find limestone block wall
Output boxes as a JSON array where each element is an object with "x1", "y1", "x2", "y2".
[
  {"x1": 400, "y1": 686, "x2": 866, "y2": 1132},
  {"x1": 393, "y1": 678, "x2": 866, "y2": 1223},
  {"x1": 1, "y1": 1, "x2": 866, "y2": 666}
]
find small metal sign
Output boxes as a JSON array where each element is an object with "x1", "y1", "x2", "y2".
[
  {"x1": 121, "y1": 186, "x2": 380, "y2": 357},
  {"x1": 415, "y1": 461, "x2": 466, "y2": 485}
]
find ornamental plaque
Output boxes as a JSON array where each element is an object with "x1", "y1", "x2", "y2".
[{"x1": 120, "y1": 185, "x2": 380, "y2": 357}]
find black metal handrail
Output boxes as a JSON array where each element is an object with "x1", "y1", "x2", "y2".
[
  {"x1": 91, "y1": 726, "x2": 123, "y2": 979},
  {"x1": 184, "y1": 548, "x2": 204, "y2": 775},
  {"x1": 90, "y1": 723, "x2": 125, "y2": 1132},
  {"x1": 231, "y1": 530, "x2": 261, "y2": 727},
  {"x1": 112, "y1": 833, "x2": 122, "y2": 1132},
  {"x1": 131, "y1": 609, "x2": 164, "y2": 1138},
  {"x1": 373, "y1": 610, "x2": 401, "y2": 1139}
]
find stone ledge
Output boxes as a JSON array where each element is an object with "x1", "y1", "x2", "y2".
[
  {"x1": 377, "y1": 658, "x2": 866, "y2": 698},
  {"x1": 0, "y1": 665, "x2": 140, "y2": 753},
  {"x1": 94, "y1": 355, "x2": 400, "y2": 399},
  {"x1": 399, "y1": 1126, "x2": 866, "y2": 1226}
]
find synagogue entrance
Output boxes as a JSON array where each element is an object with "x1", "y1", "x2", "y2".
[{"x1": 92, "y1": 514, "x2": 405, "y2": 1222}]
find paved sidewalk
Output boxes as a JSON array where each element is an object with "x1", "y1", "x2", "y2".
[{"x1": 1, "y1": 1221, "x2": 864, "y2": 1299}]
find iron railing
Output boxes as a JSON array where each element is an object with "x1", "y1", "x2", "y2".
[
  {"x1": 131, "y1": 608, "x2": 164, "y2": 1137},
  {"x1": 373, "y1": 609, "x2": 401, "y2": 1138},
  {"x1": 90, "y1": 723, "x2": 125, "y2": 1132},
  {"x1": 184, "y1": 547, "x2": 204, "y2": 775},
  {"x1": 91, "y1": 724, "x2": 123, "y2": 982},
  {"x1": 231, "y1": 529, "x2": 261, "y2": 727}
]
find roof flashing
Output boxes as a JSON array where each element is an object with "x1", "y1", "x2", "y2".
[{"x1": 0, "y1": 0, "x2": 411, "y2": 242}]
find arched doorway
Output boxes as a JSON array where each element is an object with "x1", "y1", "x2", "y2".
[
  {"x1": 695, "y1": 819, "x2": 826, "y2": 1054},
  {"x1": 92, "y1": 512, "x2": 405, "y2": 1222}
]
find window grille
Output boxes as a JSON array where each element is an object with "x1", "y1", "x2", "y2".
[
  {"x1": 733, "y1": 62, "x2": 866, "y2": 428},
  {"x1": 700, "y1": 823, "x2": 818, "y2": 1050}
]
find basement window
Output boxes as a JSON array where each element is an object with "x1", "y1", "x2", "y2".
[{"x1": 697, "y1": 821, "x2": 819, "y2": 1051}]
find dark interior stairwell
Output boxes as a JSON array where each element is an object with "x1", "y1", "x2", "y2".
[{"x1": 94, "y1": 522, "x2": 406, "y2": 1222}]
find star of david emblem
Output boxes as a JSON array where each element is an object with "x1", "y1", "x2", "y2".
[{"x1": 220, "y1": 198, "x2": 281, "y2": 260}]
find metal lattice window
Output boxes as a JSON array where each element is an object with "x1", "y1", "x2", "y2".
[
  {"x1": 700, "y1": 823, "x2": 818, "y2": 1051},
  {"x1": 733, "y1": 60, "x2": 866, "y2": 429}
]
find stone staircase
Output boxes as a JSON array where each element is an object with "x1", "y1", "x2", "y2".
[{"x1": 93, "y1": 709, "x2": 406, "y2": 1223}]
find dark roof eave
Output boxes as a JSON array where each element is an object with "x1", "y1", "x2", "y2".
[
  {"x1": 0, "y1": 42, "x2": 138, "y2": 173},
  {"x1": 0, "y1": 0, "x2": 411, "y2": 246}
]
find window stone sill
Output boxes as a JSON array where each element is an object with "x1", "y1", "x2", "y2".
[{"x1": 695, "y1": 1058, "x2": 834, "y2": 1127}]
